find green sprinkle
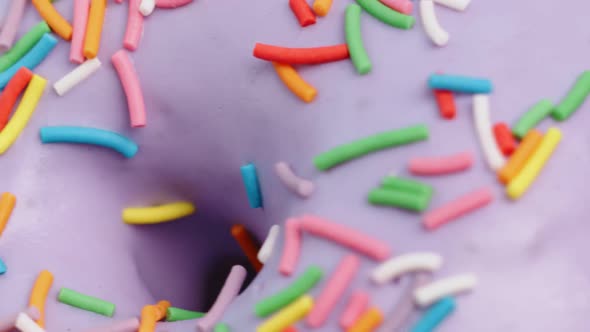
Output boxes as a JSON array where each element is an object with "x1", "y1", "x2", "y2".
[
  {"x1": 57, "y1": 288, "x2": 115, "y2": 317},
  {"x1": 345, "y1": 4, "x2": 371, "y2": 75},
  {"x1": 214, "y1": 323, "x2": 231, "y2": 332},
  {"x1": 313, "y1": 125, "x2": 429, "y2": 171},
  {"x1": 368, "y1": 188, "x2": 431, "y2": 212},
  {"x1": 166, "y1": 307, "x2": 206, "y2": 322},
  {"x1": 512, "y1": 99, "x2": 553, "y2": 139},
  {"x1": 0, "y1": 22, "x2": 50, "y2": 72},
  {"x1": 381, "y1": 176, "x2": 434, "y2": 199},
  {"x1": 552, "y1": 71, "x2": 590, "y2": 121},
  {"x1": 355, "y1": 0, "x2": 415, "y2": 30},
  {"x1": 254, "y1": 266, "x2": 323, "y2": 317}
]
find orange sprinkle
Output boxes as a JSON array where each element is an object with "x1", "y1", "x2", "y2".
[
  {"x1": 347, "y1": 307, "x2": 383, "y2": 332},
  {"x1": 28, "y1": 270, "x2": 54, "y2": 327},
  {"x1": 31, "y1": 0, "x2": 73, "y2": 40},
  {"x1": 497, "y1": 129, "x2": 543, "y2": 185},
  {"x1": 139, "y1": 300, "x2": 171, "y2": 332},
  {"x1": 231, "y1": 224, "x2": 263, "y2": 272},
  {"x1": 272, "y1": 63, "x2": 317, "y2": 103},
  {"x1": 154, "y1": 300, "x2": 171, "y2": 320},
  {"x1": 84, "y1": 0, "x2": 107, "y2": 59},
  {"x1": 283, "y1": 327, "x2": 298, "y2": 332},
  {"x1": 0, "y1": 192, "x2": 16, "y2": 238}
]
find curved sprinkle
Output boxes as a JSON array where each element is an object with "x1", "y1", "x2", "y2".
[
  {"x1": 80, "y1": 318, "x2": 139, "y2": 332},
  {"x1": 274, "y1": 162, "x2": 315, "y2": 198},
  {"x1": 124, "y1": 0, "x2": 144, "y2": 51},
  {"x1": 512, "y1": 99, "x2": 553, "y2": 139},
  {"x1": 139, "y1": 301, "x2": 170, "y2": 331},
  {"x1": 112, "y1": 50, "x2": 146, "y2": 127},
  {"x1": 155, "y1": 0, "x2": 194, "y2": 8},
  {"x1": 379, "y1": 0, "x2": 413, "y2": 14},
  {"x1": 371, "y1": 252, "x2": 442, "y2": 285},
  {"x1": 347, "y1": 307, "x2": 383, "y2": 332},
  {"x1": 312, "y1": 0, "x2": 333, "y2": 16},
  {"x1": 0, "y1": 67, "x2": 33, "y2": 131},
  {"x1": 345, "y1": 4, "x2": 372, "y2": 75},
  {"x1": 0, "y1": 307, "x2": 40, "y2": 332},
  {"x1": 39, "y1": 126, "x2": 139, "y2": 159},
  {"x1": 380, "y1": 273, "x2": 432, "y2": 331},
  {"x1": 231, "y1": 224, "x2": 263, "y2": 272},
  {"x1": 15, "y1": 312, "x2": 44, "y2": 332},
  {"x1": 71, "y1": 0, "x2": 91, "y2": 63},
  {"x1": 197, "y1": 265, "x2": 247, "y2": 332},
  {"x1": 423, "y1": 187, "x2": 493, "y2": 230},
  {"x1": 253, "y1": 43, "x2": 349, "y2": 65},
  {"x1": 0, "y1": 192, "x2": 16, "y2": 238},
  {"x1": 54, "y1": 58, "x2": 102, "y2": 96},
  {"x1": 31, "y1": 0, "x2": 73, "y2": 40},
  {"x1": 140, "y1": 0, "x2": 157, "y2": 15},
  {"x1": 339, "y1": 291, "x2": 369, "y2": 329},
  {"x1": 355, "y1": 0, "x2": 415, "y2": 30},
  {"x1": 28, "y1": 270, "x2": 54, "y2": 327},
  {"x1": 272, "y1": 64, "x2": 317, "y2": 103},
  {"x1": 83, "y1": 0, "x2": 107, "y2": 59},
  {"x1": 420, "y1": 0, "x2": 450, "y2": 47},
  {"x1": 279, "y1": 218, "x2": 302, "y2": 276},
  {"x1": 257, "y1": 224, "x2": 280, "y2": 264},
  {"x1": 257, "y1": 295, "x2": 313, "y2": 332},
  {"x1": 0, "y1": 75, "x2": 47, "y2": 155},
  {"x1": 58, "y1": 288, "x2": 115, "y2": 316},
  {"x1": 552, "y1": 71, "x2": 590, "y2": 121},
  {"x1": 122, "y1": 201, "x2": 195, "y2": 224},
  {"x1": 473, "y1": 94, "x2": 506, "y2": 170},
  {"x1": 414, "y1": 274, "x2": 477, "y2": 307},
  {"x1": 434, "y1": 0, "x2": 471, "y2": 11},
  {"x1": 0, "y1": 34, "x2": 57, "y2": 90},
  {"x1": 0, "y1": 22, "x2": 50, "y2": 72},
  {"x1": 411, "y1": 297, "x2": 456, "y2": 332},
  {"x1": 408, "y1": 151, "x2": 473, "y2": 175},
  {"x1": 0, "y1": 0, "x2": 27, "y2": 52}
]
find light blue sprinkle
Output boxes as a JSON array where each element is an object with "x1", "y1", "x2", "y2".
[
  {"x1": 241, "y1": 163, "x2": 262, "y2": 208},
  {"x1": 411, "y1": 297, "x2": 456, "y2": 332},
  {"x1": 428, "y1": 74, "x2": 493, "y2": 94}
]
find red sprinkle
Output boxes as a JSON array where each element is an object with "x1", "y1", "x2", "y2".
[
  {"x1": 289, "y1": 0, "x2": 316, "y2": 27},
  {"x1": 283, "y1": 328, "x2": 298, "y2": 332},
  {"x1": 0, "y1": 67, "x2": 33, "y2": 131},
  {"x1": 253, "y1": 43, "x2": 349, "y2": 65},
  {"x1": 434, "y1": 89, "x2": 456, "y2": 119},
  {"x1": 493, "y1": 122, "x2": 517, "y2": 156}
]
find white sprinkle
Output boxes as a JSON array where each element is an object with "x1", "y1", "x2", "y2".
[
  {"x1": 53, "y1": 58, "x2": 102, "y2": 96},
  {"x1": 371, "y1": 252, "x2": 443, "y2": 285},
  {"x1": 257, "y1": 224, "x2": 280, "y2": 264},
  {"x1": 473, "y1": 95, "x2": 506, "y2": 170},
  {"x1": 433, "y1": 0, "x2": 471, "y2": 11},
  {"x1": 274, "y1": 162, "x2": 315, "y2": 198},
  {"x1": 420, "y1": 0, "x2": 450, "y2": 47},
  {"x1": 15, "y1": 313, "x2": 45, "y2": 332},
  {"x1": 414, "y1": 273, "x2": 478, "y2": 307},
  {"x1": 139, "y1": 0, "x2": 156, "y2": 16}
]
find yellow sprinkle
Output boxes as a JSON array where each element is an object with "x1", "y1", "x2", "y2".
[
  {"x1": 0, "y1": 75, "x2": 47, "y2": 154},
  {"x1": 122, "y1": 202, "x2": 196, "y2": 224},
  {"x1": 507, "y1": 127, "x2": 561, "y2": 200},
  {"x1": 257, "y1": 295, "x2": 314, "y2": 332},
  {"x1": 313, "y1": 0, "x2": 333, "y2": 17}
]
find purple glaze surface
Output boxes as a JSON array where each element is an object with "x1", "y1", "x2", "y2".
[{"x1": 0, "y1": 0, "x2": 589, "y2": 331}]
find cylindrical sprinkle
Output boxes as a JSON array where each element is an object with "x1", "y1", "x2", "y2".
[
  {"x1": 0, "y1": 34, "x2": 57, "y2": 90},
  {"x1": 493, "y1": 122, "x2": 517, "y2": 156},
  {"x1": 123, "y1": 0, "x2": 144, "y2": 51},
  {"x1": 253, "y1": 43, "x2": 350, "y2": 65},
  {"x1": 355, "y1": 0, "x2": 415, "y2": 30},
  {"x1": 380, "y1": 273, "x2": 432, "y2": 331},
  {"x1": 70, "y1": 0, "x2": 91, "y2": 63},
  {"x1": 289, "y1": 0, "x2": 316, "y2": 27},
  {"x1": 473, "y1": 94, "x2": 506, "y2": 170},
  {"x1": 112, "y1": 50, "x2": 146, "y2": 127},
  {"x1": 0, "y1": 307, "x2": 40, "y2": 332},
  {"x1": 381, "y1": 176, "x2": 434, "y2": 198},
  {"x1": 279, "y1": 218, "x2": 302, "y2": 276},
  {"x1": 81, "y1": 317, "x2": 140, "y2": 332},
  {"x1": 379, "y1": 0, "x2": 413, "y2": 15},
  {"x1": 410, "y1": 297, "x2": 455, "y2": 332},
  {"x1": 368, "y1": 188, "x2": 431, "y2": 212},
  {"x1": 28, "y1": 270, "x2": 53, "y2": 328},
  {"x1": 552, "y1": 71, "x2": 590, "y2": 121},
  {"x1": 433, "y1": 0, "x2": 470, "y2": 11},
  {"x1": 240, "y1": 163, "x2": 263, "y2": 208},
  {"x1": 274, "y1": 162, "x2": 315, "y2": 198},
  {"x1": 512, "y1": 100, "x2": 553, "y2": 139},
  {"x1": 58, "y1": 288, "x2": 116, "y2": 317},
  {"x1": 0, "y1": 67, "x2": 33, "y2": 131},
  {"x1": 231, "y1": 224, "x2": 263, "y2": 272},
  {"x1": 420, "y1": 0, "x2": 450, "y2": 47},
  {"x1": 0, "y1": 0, "x2": 27, "y2": 52},
  {"x1": 507, "y1": 128, "x2": 561, "y2": 200},
  {"x1": 428, "y1": 73, "x2": 493, "y2": 94},
  {"x1": 166, "y1": 307, "x2": 205, "y2": 322},
  {"x1": 414, "y1": 274, "x2": 477, "y2": 307},
  {"x1": 257, "y1": 296, "x2": 313, "y2": 332},
  {"x1": 84, "y1": 0, "x2": 107, "y2": 59},
  {"x1": 408, "y1": 151, "x2": 473, "y2": 176},
  {"x1": 423, "y1": 187, "x2": 493, "y2": 230},
  {"x1": 139, "y1": 0, "x2": 157, "y2": 16},
  {"x1": 339, "y1": 291, "x2": 369, "y2": 329},
  {"x1": 347, "y1": 307, "x2": 383, "y2": 332},
  {"x1": 0, "y1": 22, "x2": 50, "y2": 72},
  {"x1": 31, "y1": 0, "x2": 73, "y2": 40},
  {"x1": 314, "y1": 124, "x2": 429, "y2": 171},
  {"x1": 345, "y1": 4, "x2": 372, "y2": 75},
  {"x1": 40, "y1": 126, "x2": 139, "y2": 158},
  {"x1": 313, "y1": 0, "x2": 333, "y2": 16},
  {"x1": 434, "y1": 89, "x2": 456, "y2": 119},
  {"x1": 258, "y1": 224, "x2": 280, "y2": 264},
  {"x1": 272, "y1": 63, "x2": 318, "y2": 103},
  {"x1": 371, "y1": 252, "x2": 442, "y2": 285},
  {"x1": 122, "y1": 202, "x2": 195, "y2": 224},
  {"x1": 214, "y1": 323, "x2": 231, "y2": 332},
  {"x1": 0, "y1": 257, "x2": 6, "y2": 274},
  {"x1": 54, "y1": 58, "x2": 102, "y2": 96},
  {"x1": 15, "y1": 312, "x2": 45, "y2": 332},
  {"x1": 255, "y1": 266, "x2": 323, "y2": 317},
  {"x1": 497, "y1": 129, "x2": 543, "y2": 185},
  {"x1": 0, "y1": 192, "x2": 16, "y2": 238}
]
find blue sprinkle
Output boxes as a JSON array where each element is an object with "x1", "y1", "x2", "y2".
[
  {"x1": 428, "y1": 74, "x2": 493, "y2": 94},
  {"x1": 411, "y1": 297, "x2": 456, "y2": 332},
  {"x1": 240, "y1": 163, "x2": 262, "y2": 208},
  {"x1": 0, "y1": 257, "x2": 6, "y2": 275}
]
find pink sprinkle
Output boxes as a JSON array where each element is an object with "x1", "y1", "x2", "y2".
[
  {"x1": 123, "y1": 0, "x2": 144, "y2": 51},
  {"x1": 339, "y1": 290, "x2": 369, "y2": 329},
  {"x1": 423, "y1": 187, "x2": 493, "y2": 230},
  {"x1": 197, "y1": 265, "x2": 247, "y2": 332},
  {"x1": 0, "y1": 307, "x2": 39, "y2": 332},
  {"x1": 306, "y1": 255, "x2": 360, "y2": 328},
  {"x1": 81, "y1": 318, "x2": 140, "y2": 332},
  {"x1": 279, "y1": 218, "x2": 302, "y2": 276},
  {"x1": 378, "y1": 0, "x2": 413, "y2": 14},
  {"x1": 300, "y1": 215, "x2": 391, "y2": 260},
  {"x1": 70, "y1": 0, "x2": 91, "y2": 64},
  {"x1": 155, "y1": 0, "x2": 194, "y2": 8},
  {"x1": 112, "y1": 50, "x2": 147, "y2": 128},
  {"x1": 0, "y1": 0, "x2": 26, "y2": 52},
  {"x1": 408, "y1": 151, "x2": 474, "y2": 176}
]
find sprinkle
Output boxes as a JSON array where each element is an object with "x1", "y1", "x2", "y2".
[
  {"x1": 378, "y1": 0, "x2": 413, "y2": 14},
  {"x1": 139, "y1": 300, "x2": 170, "y2": 332},
  {"x1": 289, "y1": 0, "x2": 316, "y2": 27},
  {"x1": 497, "y1": 129, "x2": 543, "y2": 185},
  {"x1": 198, "y1": 266, "x2": 247, "y2": 332},
  {"x1": 54, "y1": 58, "x2": 102, "y2": 96},
  {"x1": 279, "y1": 218, "x2": 302, "y2": 276},
  {"x1": 339, "y1": 291, "x2": 369, "y2": 329},
  {"x1": 83, "y1": 0, "x2": 106, "y2": 59},
  {"x1": 314, "y1": 124, "x2": 429, "y2": 171},
  {"x1": 428, "y1": 74, "x2": 493, "y2": 94},
  {"x1": 368, "y1": 188, "x2": 431, "y2": 212},
  {"x1": 214, "y1": 323, "x2": 231, "y2": 332},
  {"x1": 15, "y1": 313, "x2": 45, "y2": 332},
  {"x1": 123, "y1": 0, "x2": 144, "y2": 51},
  {"x1": 283, "y1": 328, "x2": 298, "y2": 332},
  {"x1": 356, "y1": 0, "x2": 415, "y2": 29},
  {"x1": 381, "y1": 176, "x2": 433, "y2": 197},
  {"x1": 0, "y1": 34, "x2": 57, "y2": 90},
  {"x1": 40, "y1": 126, "x2": 139, "y2": 158},
  {"x1": 255, "y1": 266, "x2": 323, "y2": 317},
  {"x1": 0, "y1": 22, "x2": 50, "y2": 72},
  {"x1": 552, "y1": 71, "x2": 590, "y2": 121},
  {"x1": 371, "y1": 252, "x2": 442, "y2": 285},
  {"x1": 165, "y1": 307, "x2": 205, "y2": 322},
  {"x1": 155, "y1": 0, "x2": 194, "y2": 8},
  {"x1": 306, "y1": 255, "x2": 360, "y2": 328},
  {"x1": 0, "y1": 0, "x2": 26, "y2": 52},
  {"x1": 433, "y1": 0, "x2": 470, "y2": 11},
  {"x1": 0, "y1": 257, "x2": 5, "y2": 274},
  {"x1": 122, "y1": 202, "x2": 195, "y2": 224},
  {"x1": 274, "y1": 162, "x2": 315, "y2": 198},
  {"x1": 408, "y1": 151, "x2": 474, "y2": 175},
  {"x1": 0, "y1": 75, "x2": 47, "y2": 155},
  {"x1": 112, "y1": 50, "x2": 146, "y2": 127},
  {"x1": 257, "y1": 295, "x2": 313, "y2": 332},
  {"x1": 313, "y1": 0, "x2": 333, "y2": 16},
  {"x1": 0, "y1": 68, "x2": 33, "y2": 131},
  {"x1": 410, "y1": 297, "x2": 455, "y2": 332},
  {"x1": 419, "y1": 0, "x2": 449, "y2": 47},
  {"x1": 473, "y1": 94, "x2": 506, "y2": 170},
  {"x1": 31, "y1": 0, "x2": 73, "y2": 40},
  {"x1": 414, "y1": 274, "x2": 476, "y2": 307},
  {"x1": 0, "y1": 307, "x2": 40, "y2": 332},
  {"x1": 58, "y1": 288, "x2": 115, "y2": 317},
  {"x1": 139, "y1": 0, "x2": 156, "y2": 16},
  {"x1": 512, "y1": 99, "x2": 553, "y2": 139},
  {"x1": 507, "y1": 128, "x2": 561, "y2": 200},
  {"x1": 28, "y1": 270, "x2": 53, "y2": 327},
  {"x1": 71, "y1": 0, "x2": 91, "y2": 63},
  {"x1": 380, "y1": 273, "x2": 432, "y2": 331},
  {"x1": 300, "y1": 215, "x2": 391, "y2": 260},
  {"x1": 272, "y1": 63, "x2": 318, "y2": 103},
  {"x1": 240, "y1": 163, "x2": 263, "y2": 208},
  {"x1": 257, "y1": 224, "x2": 280, "y2": 264},
  {"x1": 433, "y1": 89, "x2": 456, "y2": 119},
  {"x1": 81, "y1": 318, "x2": 140, "y2": 332},
  {"x1": 493, "y1": 122, "x2": 517, "y2": 156},
  {"x1": 253, "y1": 43, "x2": 350, "y2": 65},
  {"x1": 347, "y1": 307, "x2": 383, "y2": 332},
  {"x1": 345, "y1": 4, "x2": 372, "y2": 75},
  {"x1": 423, "y1": 187, "x2": 493, "y2": 231},
  {"x1": 231, "y1": 224, "x2": 263, "y2": 272}
]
